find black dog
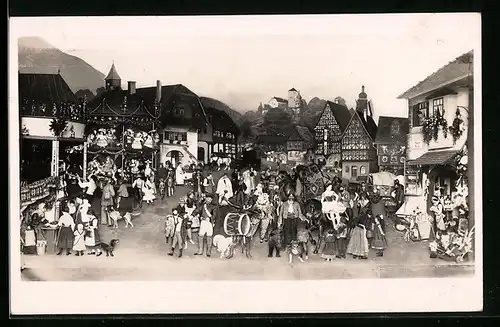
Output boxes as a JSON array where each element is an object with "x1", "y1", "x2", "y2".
[
  {"x1": 96, "y1": 239, "x2": 119, "y2": 257},
  {"x1": 268, "y1": 227, "x2": 283, "y2": 258}
]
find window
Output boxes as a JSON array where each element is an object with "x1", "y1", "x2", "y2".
[
  {"x1": 323, "y1": 129, "x2": 328, "y2": 141},
  {"x1": 334, "y1": 161, "x2": 339, "y2": 168},
  {"x1": 351, "y1": 166, "x2": 358, "y2": 178},
  {"x1": 432, "y1": 97, "x2": 444, "y2": 117},
  {"x1": 360, "y1": 166, "x2": 367, "y2": 175},
  {"x1": 164, "y1": 131, "x2": 187, "y2": 142},
  {"x1": 345, "y1": 165, "x2": 349, "y2": 173},
  {"x1": 173, "y1": 106, "x2": 185, "y2": 117},
  {"x1": 412, "y1": 102, "x2": 429, "y2": 127}
]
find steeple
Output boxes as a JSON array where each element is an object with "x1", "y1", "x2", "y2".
[
  {"x1": 356, "y1": 85, "x2": 369, "y2": 118},
  {"x1": 105, "y1": 63, "x2": 122, "y2": 90}
]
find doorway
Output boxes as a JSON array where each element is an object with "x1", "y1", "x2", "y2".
[
  {"x1": 165, "y1": 150, "x2": 184, "y2": 168},
  {"x1": 198, "y1": 147, "x2": 205, "y2": 164}
]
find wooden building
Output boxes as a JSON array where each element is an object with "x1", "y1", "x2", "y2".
[
  {"x1": 374, "y1": 116, "x2": 409, "y2": 175},
  {"x1": 286, "y1": 125, "x2": 315, "y2": 163},
  {"x1": 204, "y1": 106, "x2": 240, "y2": 160},
  {"x1": 341, "y1": 86, "x2": 378, "y2": 181},
  {"x1": 255, "y1": 135, "x2": 288, "y2": 153},
  {"x1": 312, "y1": 101, "x2": 352, "y2": 167}
]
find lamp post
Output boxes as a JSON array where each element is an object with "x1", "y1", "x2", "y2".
[{"x1": 457, "y1": 104, "x2": 473, "y2": 261}]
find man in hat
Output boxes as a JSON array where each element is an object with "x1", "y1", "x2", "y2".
[
  {"x1": 192, "y1": 194, "x2": 216, "y2": 257},
  {"x1": 278, "y1": 192, "x2": 306, "y2": 247}
]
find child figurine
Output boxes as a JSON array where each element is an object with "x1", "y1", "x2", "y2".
[
  {"x1": 334, "y1": 214, "x2": 349, "y2": 259},
  {"x1": 371, "y1": 214, "x2": 388, "y2": 257},
  {"x1": 168, "y1": 208, "x2": 187, "y2": 258},
  {"x1": 73, "y1": 223, "x2": 86, "y2": 256},
  {"x1": 164, "y1": 213, "x2": 175, "y2": 246},
  {"x1": 116, "y1": 179, "x2": 129, "y2": 209},
  {"x1": 321, "y1": 229, "x2": 337, "y2": 262}
]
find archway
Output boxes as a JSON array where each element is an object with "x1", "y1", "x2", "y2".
[{"x1": 165, "y1": 150, "x2": 184, "y2": 168}]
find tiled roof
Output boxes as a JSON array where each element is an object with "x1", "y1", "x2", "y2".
[
  {"x1": 18, "y1": 73, "x2": 77, "y2": 104},
  {"x1": 407, "y1": 150, "x2": 458, "y2": 166},
  {"x1": 288, "y1": 125, "x2": 314, "y2": 142},
  {"x1": 256, "y1": 135, "x2": 288, "y2": 144},
  {"x1": 105, "y1": 63, "x2": 121, "y2": 80},
  {"x1": 87, "y1": 84, "x2": 208, "y2": 130},
  {"x1": 398, "y1": 50, "x2": 473, "y2": 99},
  {"x1": 374, "y1": 116, "x2": 409, "y2": 144},
  {"x1": 205, "y1": 107, "x2": 240, "y2": 134},
  {"x1": 271, "y1": 97, "x2": 287, "y2": 103},
  {"x1": 358, "y1": 113, "x2": 378, "y2": 140},
  {"x1": 314, "y1": 101, "x2": 352, "y2": 132}
]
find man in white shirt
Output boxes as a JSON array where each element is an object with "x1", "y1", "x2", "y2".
[{"x1": 216, "y1": 173, "x2": 234, "y2": 200}]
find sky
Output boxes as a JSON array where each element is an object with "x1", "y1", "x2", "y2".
[{"x1": 10, "y1": 14, "x2": 480, "y2": 120}]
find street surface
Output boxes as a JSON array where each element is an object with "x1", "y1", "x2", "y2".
[{"x1": 21, "y1": 186, "x2": 475, "y2": 281}]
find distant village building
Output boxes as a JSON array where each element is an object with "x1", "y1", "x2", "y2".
[
  {"x1": 340, "y1": 86, "x2": 378, "y2": 181},
  {"x1": 269, "y1": 97, "x2": 288, "y2": 109},
  {"x1": 255, "y1": 135, "x2": 288, "y2": 154},
  {"x1": 312, "y1": 100, "x2": 352, "y2": 167},
  {"x1": 374, "y1": 116, "x2": 409, "y2": 175},
  {"x1": 286, "y1": 124, "x2": 315, "y2": 163}
]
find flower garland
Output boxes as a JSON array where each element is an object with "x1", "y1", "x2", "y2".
[
  {"x1": 422, "y1": 111, "x2": 448, "y2": 144},
  {"x1": 448, "y1": 108, "x2": 465, "y2": 144},
  {"x1": 49, "y1": 117, "x2": 68, "y2": 137}
]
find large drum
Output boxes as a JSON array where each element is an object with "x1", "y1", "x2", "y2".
[{"x1": 223, "y1": 213, "x2": 251, "y2": 236}]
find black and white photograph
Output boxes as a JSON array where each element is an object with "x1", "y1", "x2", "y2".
[{"x1": 9, "y1": 14, "x2": 482, "y2": 314}]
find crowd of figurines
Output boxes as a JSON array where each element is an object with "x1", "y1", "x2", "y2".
[{"x1": 86, "y1": 127, "x2": 161, "y2": 149}]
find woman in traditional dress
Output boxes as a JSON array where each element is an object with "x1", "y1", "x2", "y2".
[
  {"x1": 175, "y1": 162, "x2": 185, "y2": 186},
  {"x1": 142, "y1": 176, "x2": 156, "y2": 204},
  {"x1": 369, "y1": 187, "x2": 386, "y2": 222},
  {"x1": 371, "y1": 214, "x2": 388, "y2": 257},
  {"x1": 321, "y1": 229, "x2": 337, "y2": 261},
  {"x1": 346, "y1": 209, "x2": 370, "y2": 259},
  {"x1": 84, "y1": 210, "x2": 102, "y2": 255},
  {"x1": 56, "y1": 203, "x2": 75, "y2": 255},
  {"x1": 100, "y1": 178, "x2": 115, "y2": 226}
]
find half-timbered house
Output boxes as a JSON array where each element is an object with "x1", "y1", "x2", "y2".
[
  {"x1": 312, "y1": 101, "x2": 352, "y2": 167},
  {"x1": 341, "y1": 86, "x2": 378, "y2": 181},
  {"x1": 204, "y1": 106, "x2": 240, "y2": 160}
]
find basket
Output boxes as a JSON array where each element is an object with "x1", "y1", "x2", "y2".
[{"x1": 36, "y1": 240, "x2": 47, "y2": 255}]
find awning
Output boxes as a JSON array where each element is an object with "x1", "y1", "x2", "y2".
[
  {"x1": 406, "y1": 150, "x2": 458, "y2": 166},
  {"x1": 396, "y1": 195, "x2": 427, "y2": 217}
]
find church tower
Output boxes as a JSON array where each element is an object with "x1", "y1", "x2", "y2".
[
  {"x1": 105, "y1": 63, "x2": 122, "y2": 91},
  {"x1": 355, "y1": 85, "x2": 369, "y2": 120}
]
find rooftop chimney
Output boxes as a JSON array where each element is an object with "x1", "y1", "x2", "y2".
[
  {"x1": 156, "y1": 80, "x2": 162, "y2": 103},
  {"x1": 128, "y1": 81, "x2": 136, "y2": 95}
]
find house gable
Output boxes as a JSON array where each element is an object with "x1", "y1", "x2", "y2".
[{"x1": 341, "y1": 111, "x2": 377, "y2": 162}]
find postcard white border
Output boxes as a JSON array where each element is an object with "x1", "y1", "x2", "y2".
[{"x1": 9, "y1": 15, "x2": 483, "y2": 314}]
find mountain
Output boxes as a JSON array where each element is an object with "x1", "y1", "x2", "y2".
[
  {"x1": 18, "y1": 36, "x2": 105, "y2": 95},
  {"x1": 199, "y1": 97, "x2": 242, "y2": 125}
]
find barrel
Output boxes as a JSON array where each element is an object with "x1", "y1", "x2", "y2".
[{"x1": 223, "y1": 213, "x2": 251, "y2": 236}]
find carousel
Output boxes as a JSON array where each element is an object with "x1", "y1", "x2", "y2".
[{"x1": 84, "y1": 96, "x2": 162, "y2": 184}]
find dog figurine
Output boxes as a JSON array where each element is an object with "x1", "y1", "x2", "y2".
[
  {"x1": 213, "y1": 234, "x2": 233, "y2": 258},
  {"x1": 287, "y1": 240, "x2": 305, "y2": 266},
  {"x1": 267, "y1": 227, "x2": 282, "y2": 258},
  {"x1": 108, "y1": 208, "x2": 134, "y2": 228},
  {"x1": 96, "y1": 239, "x2": 119, "y2": 257}
]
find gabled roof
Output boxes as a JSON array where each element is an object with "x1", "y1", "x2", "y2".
[
  {"x1": 374, "y1": 116, "x2": 409, "y2": 144},
  {"x1": 19, "y1": 73, "x2": 77, "y2": 104},
  {"x1": 271, "y1": 97, "x2": 287, "y2": 103},
  {"x1": 87, "y1": 84, "x2": 208, "y2": 129},
  {"x1": 256, "y1": 135, "x2": 288, "y2": 144},
  {"x1": 105, "y1": 63, "x2": 121, "y2": 80},
  {"x1": 287, "y1": 125, "x2": 314, "y2": 143},
  {"x1": 342, "y1": 111, "x2": 377, "y2": 141},
  {"x1": 289, "y1": 88, "x2": 297, "y2": 92},
  {"x1": 205, "y1": 107, "x2": 240, "y2": 134},
  {"x1": 398, "y1": 50, "x2": 473, "y2": 99},
  {"x1": 314, "y1": 101, "x2": 352, "y2": 132}
]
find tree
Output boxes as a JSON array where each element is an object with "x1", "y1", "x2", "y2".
[
  {"x1": 75, "y1": 89, "x2": 95, "y2": 100},
  {"x1": 333, "y1": 96, "x2": 347, "y2": 107},
  {"x1": 262, "y1": 107, "x2": 293, "y2": 135}
]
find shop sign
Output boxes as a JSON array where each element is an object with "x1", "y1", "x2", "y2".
[{"x1": 379, "y1": 155, "x2": 405, "y2": 166}]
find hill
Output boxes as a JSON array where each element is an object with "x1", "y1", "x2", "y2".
[
  {"x1": 18, "y1": 36, "x2": 105, "y2": 95},
  {"x1": 199, "y1": 97, "x2": 242, "y2": 124}
]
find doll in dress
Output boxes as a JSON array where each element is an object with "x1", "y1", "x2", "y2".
[
  {"x1": 73, "y1": 223, "x2": 86, "y2": 256},
  {"x1": 321, "y1": 229, "x2": 337, "y2": 262},
  {"x1": 96, "y1": 129, "x2": 108, "y2": 148},
  {"x1": 321, "y1": 185, "x2": 346, "y2": 222},
  {"x1": 144, "y1": 133, "x2": 154, "y2": 148},
  {"x1": 132, "y1": 132, "x2": 143, "y2": 149}
]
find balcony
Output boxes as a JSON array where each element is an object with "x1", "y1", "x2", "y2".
[{"x1": 20, "y1": 101, "x2": 88, "y2": 123}]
